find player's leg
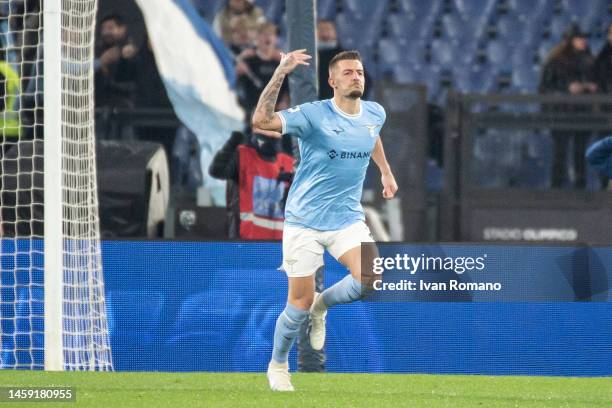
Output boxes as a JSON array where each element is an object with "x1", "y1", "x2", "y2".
[
  {"x1": 271, "y1": 275, "x2": 315, "y2": 365},
  {"x1": 268, "y1": 226, "x2": 322, "y2": 391},
  {"x1": 309, "y1": 221, "x2": 376, "y2": 350}
]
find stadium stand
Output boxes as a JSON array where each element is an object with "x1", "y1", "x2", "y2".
[
  {"x1": 161, "y1": 0, "x2": 612, "y2": 195},
  {"x1": 91, "y1": 0, "x2": 598, "y2": 208},
  {"x1": 194, "y1": 0, "x2": 610, "y2": 103}
]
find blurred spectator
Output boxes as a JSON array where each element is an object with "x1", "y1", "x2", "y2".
[
  {"x1": 213, "y1": 0, "x2": 265, "y2": 45},
  {"x1": 0, "y1": 0, "x2": 41, "y2": 79},
  {"x1": 539, "y1": 24, "x2": 598, "y2": 188},
  {"x1": 317, "y1": 20, "x2": 343, "y2": 100},
  {"x1": 94, "y1": 14, "x2": 138, "y2": 113},
  {"x1": 317, "y1": 20, "x2": 371, "y2": 100},
  {"x1": 586, "y1": 136, "x2": 612, "y2": 185},
  {"x1": 0, "y1": 0, "x2": 42, "y2": 141},
  {"x1": 209, "y1": 129, "x2": 293, "y2": 239},
  {"x1": 593, "y1": 24, "x2": 612, "y2": 93},
  {"x1": 539, "y1": 24, "x2": 597, "y2": 94},
  {"x1": 228, "y1": 15, "x2": 255, "y2": 57},
  {"x1": 236, "y1": 22, "x2": 289, "y2": 119}
]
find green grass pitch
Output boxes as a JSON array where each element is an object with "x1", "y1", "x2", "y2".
[{"x1": 0, "y1": 371, "x2": 610, "y2": 407}]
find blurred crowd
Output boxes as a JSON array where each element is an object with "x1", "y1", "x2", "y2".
[
  {"x1": 213, "y1": 0, "x2": 374, "y2": 118},
  {"x1": 86, "y1": 1, "x2": 612, "y2": 195},
  {"x1": 91, "y1": 0, "x2": 612, "y2": 237},
  {"x1": 0, "y1": 0, "x2": 610, "y2": 238},
  {"x1": 540, "y1": 23, "x2": 611, "y2": 95},
  {"x1": 539, "y1": 23, "x2": 612, "y2": 188}
]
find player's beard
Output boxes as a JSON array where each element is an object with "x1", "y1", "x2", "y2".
[{"x1": 348, "y1": 89, "x2": 363, "y2": 99}]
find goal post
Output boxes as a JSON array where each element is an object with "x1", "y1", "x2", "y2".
[
  {"x1": 43, "y1": 0, "x2": 64, "y2": 372},
  {"x1": 0, "y1": 0, "x2": 113, "y2": 371}
]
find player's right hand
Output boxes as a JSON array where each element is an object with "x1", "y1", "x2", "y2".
[{"x1": 277, "y1": 49, "x2": 311, "y2": 75}]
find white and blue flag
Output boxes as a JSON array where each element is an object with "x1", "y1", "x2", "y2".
[{"x1": 135, "y1": 0, "x2": 245, "y2": 204}]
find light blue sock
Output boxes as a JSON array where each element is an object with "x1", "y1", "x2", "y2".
[
  {"x1": 271, "y1": 303, "x2": 309, "y2": 364},
  {"x1": 321, "y1": 274, "x2": 363, "y2": 308}
]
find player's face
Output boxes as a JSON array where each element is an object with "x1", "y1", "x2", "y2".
[{"x1": 329, "y1": 59, "x2": 365, "y2": 99}]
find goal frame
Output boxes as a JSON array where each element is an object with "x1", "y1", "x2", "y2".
[{"x1": 43, "y1": 0, "x2": 65, "y2": 371}]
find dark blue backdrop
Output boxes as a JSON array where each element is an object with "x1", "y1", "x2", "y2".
[{"x1": 102, "y1": 241, "x2": 612, "y2": 376}]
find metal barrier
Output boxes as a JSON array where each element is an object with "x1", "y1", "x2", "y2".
[{"x1": 442, "y1": 93, "x2": 612, "y2": 243}]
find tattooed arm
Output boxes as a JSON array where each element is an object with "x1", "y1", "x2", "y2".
[{"x1": 251, "y1": 49, "x2": 311, "y2": 136}]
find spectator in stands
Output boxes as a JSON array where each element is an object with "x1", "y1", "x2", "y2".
[
  {"x1": 317, "y1": 20, "x2": 342, "y2": 100},
  {"x1": 213, "y1": 0, "x2": 265, "y2": 45},
  {"x1": 540, "y1": 24, "x2": 598, "y2": 95},
  {"x1": 0, "y1": 1, "x2": 42, "y2": 141},
  {"x1": 317, "y1": 20, "x2": 371, "y2": 100},
  {"x1": 1, "y1": 0, "x2": 41, "y2": 83},
  {"x1": 94, "y1": 14, "x2": 139, "y2": 139},
  {"x1": 586, "y1": 136, "x2": 612, "y2": 185},
  {"x1": 209, "y1": 128, "x2": 293, "y2": 239},
  {"x1": 236, "y1": 22, "x2": 289, "y2": 119},
  {"x1": 594, "y1": 24, "x2": 612, "y2": 93},
  {"x1": 228, "y1": 15, "x2": 256, "y2": 57},
  {"x1": 539, "y1": 24, "x2": 598, "y2": 188},
  {"x1": 94, "y1": 14, "x2": 138, "y2": 110}
]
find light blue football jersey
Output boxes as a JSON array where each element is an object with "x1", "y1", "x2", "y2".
[{"x1": 278, "y1": 98, "x2": 386, "y2": 231}]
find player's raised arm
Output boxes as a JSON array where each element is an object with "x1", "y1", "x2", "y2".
[
  {"x1": 372, "y1": 136, "x2": 398, "y2": 199},
  {"x1": 251, "y1": 49, "x2": 311, "y2": 135}
]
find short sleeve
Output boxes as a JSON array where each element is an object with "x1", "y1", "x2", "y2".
[
  {"x1": 278, "y1": 104, "x2": 312, "y2": 138},
  {"x1": 372, "y1": 102, "x2": 386, "y2": 138},
  {"x1": 375, "y1": 102, "x2": 387, "y2": 124}
]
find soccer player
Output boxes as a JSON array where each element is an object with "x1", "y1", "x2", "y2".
[{"x1": 252, "y1": 49, "x2": 398, "y2": 391}]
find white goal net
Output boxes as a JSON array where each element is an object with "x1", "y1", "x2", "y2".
[{"x1": 0, "y1": 0, "x2": 112, "y2": 370}]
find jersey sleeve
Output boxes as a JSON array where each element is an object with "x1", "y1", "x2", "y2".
[
  {"x1": 277, "y1": 104, "x2": 313, "y2": 139},
  {"x1": 372, "y1": 102, "x2": 387, "y2": 138},
  {"x1": 375, "y1": 102, "x2": 387, "y2": 125}
]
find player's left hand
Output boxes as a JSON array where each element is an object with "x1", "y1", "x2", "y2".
[{"x1": 381, "y1": 172, "x2": 398, "y2": 199}]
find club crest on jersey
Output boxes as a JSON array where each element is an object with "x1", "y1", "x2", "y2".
[{"x1": 365, "y1": 124, "x2": 378, "y2": 137}]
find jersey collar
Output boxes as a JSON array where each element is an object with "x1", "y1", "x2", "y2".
[{"x1": 330, "y1": 98, "x2": 362, "y2": 119}]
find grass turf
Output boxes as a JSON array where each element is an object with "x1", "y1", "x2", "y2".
[{"x1": 0, "y1": 371, "x2": 610, "y2": 407}]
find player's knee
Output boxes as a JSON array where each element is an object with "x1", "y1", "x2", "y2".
[{"x1": 288, "y1": 293, "x2": 314, "y2": 310}]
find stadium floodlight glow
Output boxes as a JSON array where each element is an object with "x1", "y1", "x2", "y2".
[{"x1": 0, "y1": 0, "x2": 113, "y2": 371}]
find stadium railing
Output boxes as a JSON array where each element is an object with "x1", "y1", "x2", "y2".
[{"x1": 442, "y1": 93, "x2": 612, "y2": 243}]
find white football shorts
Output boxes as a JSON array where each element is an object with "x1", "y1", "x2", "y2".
[{"x1": 280, "y1": 221, "x2": 375, "y2": 277}]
